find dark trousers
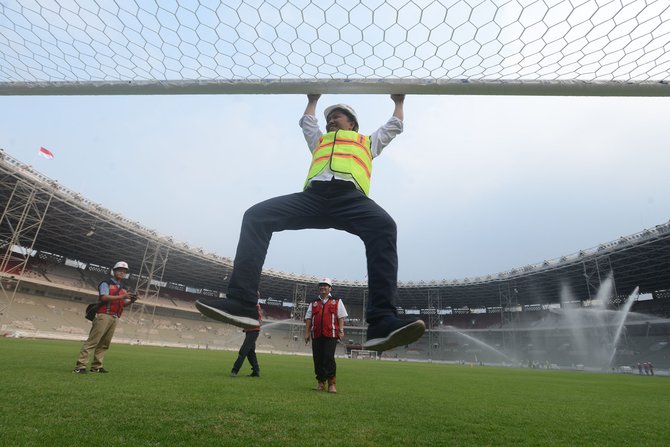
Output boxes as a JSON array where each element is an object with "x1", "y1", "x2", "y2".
[
  {"x1": 228, "y1": 181, "x2": 398, "y2": 322},
  {"x1": 312, "y1": 337, "x2": 339, "y2": 381},
  {"x1": 232, "y1": 331, "x2": 259, "y2": 373}
]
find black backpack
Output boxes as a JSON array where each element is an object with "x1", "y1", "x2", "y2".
[{"x1": 85, "y1": 280, "x2": 124, "y2": 321}]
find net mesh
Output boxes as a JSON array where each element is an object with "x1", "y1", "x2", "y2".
[{"x1": 1, "y1": 0, "x2": 669, "y2": 95}]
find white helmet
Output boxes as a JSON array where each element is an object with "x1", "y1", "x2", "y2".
[
  {"x1": 318, "y1": 277, "x2": 333, "y2": 287},
  {"x1": 324, "y1": 104, "x2": 359, "y2": 131},
  {"x1": 112, "y1": 261, "x2": 129, "y2": 271}
]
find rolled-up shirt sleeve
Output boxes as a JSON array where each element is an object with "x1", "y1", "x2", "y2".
[
  {"x1": 370, "y1": 116, "x2": 403, "y2": 158},
  {"x1": 299, "y1": 114, "x2": 323, "y2": 153}
]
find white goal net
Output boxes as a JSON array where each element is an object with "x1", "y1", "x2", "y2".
[
  {"x1": 351, "y1": 349, "x2": 379, "y2": 360},
  {"x1": 1, "y1": 0, "x2": 669, "y2": 96}
]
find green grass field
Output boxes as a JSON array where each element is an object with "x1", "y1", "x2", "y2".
[{"x1": 1, "y1": 337, "x2": 667, "y2": 446}]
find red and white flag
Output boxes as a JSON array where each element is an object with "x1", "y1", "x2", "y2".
[{"x1": 38, "y1": 146, "x2": 55, "y2": 159}]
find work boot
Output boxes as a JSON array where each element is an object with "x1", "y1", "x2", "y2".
[
  {"x1": 363, "y1": 317, "x2": 426, "y2": 352},
  {"x1": 195, "y1": 298, "x2": 260, "y2": 329},
  {"x1": 314, "y1": 381, "x2": 326, "y2": 391},
  {"x1": 327, "y1": 377, "x2": 337, "y2": 394}
]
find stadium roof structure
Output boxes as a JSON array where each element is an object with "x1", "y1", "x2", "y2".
[{"x1": 2, "y1": 148, "x2": 670, "y2": 311}]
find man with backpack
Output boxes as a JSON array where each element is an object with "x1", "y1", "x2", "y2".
[{"x1": 73, "y1": 261, "x2": 137, "y2": 374}]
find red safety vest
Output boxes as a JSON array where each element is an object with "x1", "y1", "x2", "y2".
[
  {"x1": 98, "y1": 280, "x2": 128, "y2": 317},
  {"x1": 310, "y1": 298, "x2": 341, "y2": 339}
]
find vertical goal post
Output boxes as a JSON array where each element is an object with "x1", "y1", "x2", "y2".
[{"x1": 1, "y1": 0, "x2": 669, "y2": 97}]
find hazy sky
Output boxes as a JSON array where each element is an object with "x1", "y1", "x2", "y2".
[{"x1": 1, "y1": 93, "x2": 669, "y2": 282}]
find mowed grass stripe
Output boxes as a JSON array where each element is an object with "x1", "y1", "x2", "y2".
[{"x1": 0, "y1": 338, "x2": 667, "y2": 446}]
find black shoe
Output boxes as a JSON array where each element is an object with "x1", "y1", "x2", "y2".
[
  {"x1": 90, "y1": 367, "x2": 109, "y2": 373},
  {"x1": 73, "y1": 367, "x2": 87, "y2": 374},
  {"x1": 363, "y1": 317, "x2": 426, "y2": 352},
  {"x1": 195, "y1": 298, "x2": 260, "y2": 329},
  {"x1": 248, "y1": 371, "x2": 260, "y2": 377}
]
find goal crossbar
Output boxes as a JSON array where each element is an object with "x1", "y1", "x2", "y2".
[
  {"x1": 1, "y1": 79, "x2": 668, "y2": 97},
  {"x1": 2, "y1": 0, "x2": 670, "y2": 97}
]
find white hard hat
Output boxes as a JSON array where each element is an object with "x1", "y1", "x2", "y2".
[
  {"x1": 324, "y1": 104, "x2": 359, "y2": 131},
  {"x1": 113, "y1": 261, "x2": 129, "y2": 271},
  {"x1": 318, "y1": 278, "x2": 333, "y2": 287}
]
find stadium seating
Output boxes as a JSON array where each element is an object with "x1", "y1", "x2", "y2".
[
  {"x1": 260, "y1": 304, "x2": 291, "y2": 321},
  {"x1": 5, "y1": 265, "x2": 670, "y2": 369}
]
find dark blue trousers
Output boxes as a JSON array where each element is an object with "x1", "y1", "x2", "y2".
[
  {"x1": 232, "y1": 331, "x2": 259, "y2": 374},
  {"x1": 227, "y1": 180, "x2": 398, "y2": 323}
]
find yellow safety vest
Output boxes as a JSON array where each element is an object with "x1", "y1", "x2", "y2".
[{"x1": 304, "y1": 130, "x2": 373, "y2": 196}]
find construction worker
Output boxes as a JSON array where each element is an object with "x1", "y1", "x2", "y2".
[
  {"x1": 74, "y1": 261, "x2": 137, "y2": 373},
  {"x1": 304, "y1": 278, "x2": 347, "y2": 393},
  {"x1": 196, "y1": 94, "x2": 425, "y2": 353}
]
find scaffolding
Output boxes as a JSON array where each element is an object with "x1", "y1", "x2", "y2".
[
  {"x1": 0, "y1": 178, "x2": 53, "y2": 316},
  {"x1": 129, "y1": 240, "x2": 170, "y2": 342},
  {"x1": 290, "y1": 282, "x2": 308, "y2": 346},
  {"x1": 582, "y1": 256, "x2": 616, "y2": 305},
  {"x1": 427, "y1": 288, "x2": 441, "y2": 359},
  {"x1": 499, "y1": 281, "x2": 520, "y2": 357}
]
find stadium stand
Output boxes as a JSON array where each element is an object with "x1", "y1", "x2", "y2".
[
  {"x1": 633, "y1": 297, "x2": 670, "y2": 319},
  {"x1": 3, "y1": 277, "x2": 669, "y2": 370},
  {"x1": 259, "y1": 304, "x2": 291, "y2": 321},
  {"x1": 440, "y1": 313, "x2": 502, "y2": 330},
  {"x1": 41, "y1": 263, "x2": 88, "y2": 289},
  {"x1": 0, "y1": 267, "x2": 325, "y2": 355},
  {"x1": 2, "y1": 153, "x2": 670, "y2": 370}
]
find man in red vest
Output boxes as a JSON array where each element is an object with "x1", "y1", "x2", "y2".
[
  {"x1": 304, "y1": 278, "x2": 347, "y2": 393},
  {"x1": 196, "y1": 94, "x2": 425, "y2": 353},
  {"x1": 73, "y1": 261, "x2": 137, "y2": 373}
]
